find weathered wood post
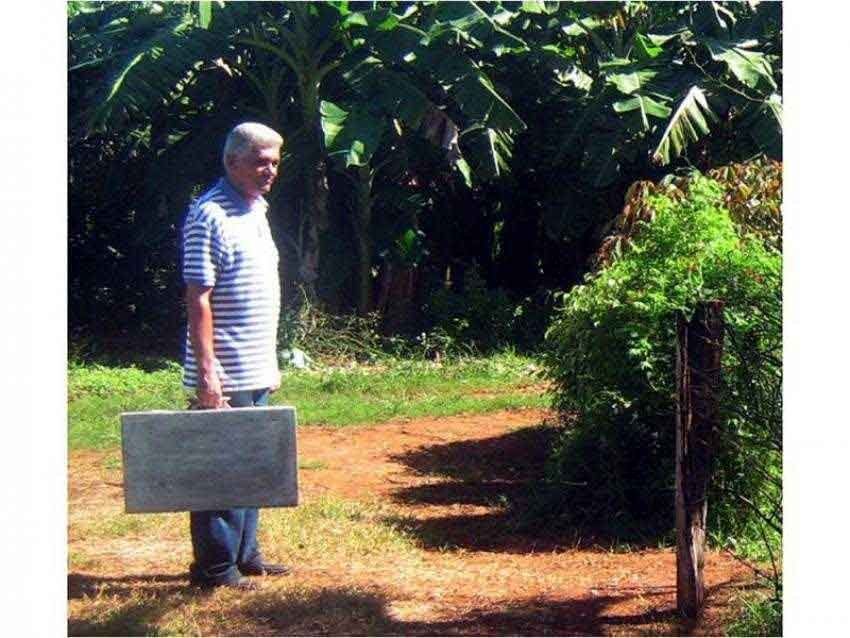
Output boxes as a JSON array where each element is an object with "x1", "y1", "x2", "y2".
[{"x1": 675, "y1": 301, "x2": 724, "y2": 618}]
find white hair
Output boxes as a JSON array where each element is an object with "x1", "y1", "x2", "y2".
[{"x1": 222, "y1": 122, "x2": 283, "y2": 165}]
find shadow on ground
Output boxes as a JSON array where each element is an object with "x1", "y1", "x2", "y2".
[
  {"x1": 68, "y1": 573, "x2": 198, "y2": 636},
  {"x1": 235, "y1": 586, "x2": 684, "y2": 636},
  {"x1": 387, "y1": 423, "x2": 657, "y2": 553},
  {"x1": 391, "y1": 422, "x2": 556, "y2": 485},
  {"x1": 69, "y1": 572, "x2": 741, "y2": 636}
]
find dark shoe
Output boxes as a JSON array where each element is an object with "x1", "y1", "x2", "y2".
[
  {"x1": 191, "y1": 577, "x2": 259, "y2": 591},
  {"x1": 239, "y1": 561, "x2": 291, "y2": 576}
]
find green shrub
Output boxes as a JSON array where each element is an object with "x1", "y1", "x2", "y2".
[
  {"x1": 541, "y1": 175, "x2": 781, "y2": 544},
  {"x1": 426, "y1": 265, "x2": 515, "y2": 352},
  {"x1": 424, "y1": 264, "x2": 553, "y2": 354}
]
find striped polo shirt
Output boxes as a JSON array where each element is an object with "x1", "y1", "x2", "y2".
[{"x1": 181, "y1": 177, "x2": 281, "y2": 392}]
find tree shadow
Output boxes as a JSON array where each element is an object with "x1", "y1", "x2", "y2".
[
  {"x1": 232, "y1": 586, "x2": 396, "y2": 636},
  {"x1": 68, "y1": 573, "x2": 744, "y2": 636},
  {"x1": 391, "y1": 423, "x2": 555, "y2": 484},
  {"x1": 387, "y1": 423, "x2": 657, "y2": 552},
  {"x1": 68, "y1": 572, "x2": 199, "y2": 636},
  {"x1": 231, "y1": 582, "x2": 739, "y2": 636}
]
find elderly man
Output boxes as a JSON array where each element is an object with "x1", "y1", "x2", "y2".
[{"x1": 181, "y1": 122, "x2": 289, "y2": 589}]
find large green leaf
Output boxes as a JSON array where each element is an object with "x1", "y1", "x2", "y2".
[
  {"x1": 83, "y1": 14, "x2": 225, "y2": 133},
  {"x1": 520, "y1": 1, "x2": 547, "y2": 15},
  {"x1": 706, "y1": 39, "x2": 777, "y2": 92},
  {"x1": 197, "y1": 1, "x2": 212, "y2": 29},
  {"x1": 461, "y1": 125, "x2": 514, "y2": 181},
  {"x1": 341, "y1": 56, "x2": 432, "y2": 129},
  {"x1": 651, "y1": 86, "x2": 717, "y2": 165},
  {"x1": 540, "y1": 45, "x2": 593, "y2": 91},
  {"x1": 369, "y1": 23, "x2": 430, "y2": 62},
  {"x1": 633, "y1": 33, "x2": 664, "y2": 61},
  {"x1": 605, "y1": 65, "x2": 658, "y2": 95},
  {"x1": 613, "y1": 94, "x2": 672, "y2": 131},
  {"x1": 561, "y1": 17, "x2": 605, "y2": 37},
  {"x1": 554, "y1": 90, "x2": 611, "y2": 163},
  {"x1": 452, "y1": 71, "x2": 526, "y2": 133},
  {"x1": 746, "y1": 93, "x2": 782, "y2": 158},
  {"x1": 320, "y1": 100, "x2": 387, "y2": 167},
  {"x1": 425, "y1": 0, "x2": 526, "y2": 55}
]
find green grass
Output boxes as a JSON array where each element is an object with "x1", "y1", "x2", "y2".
[
  {"x1": 75, "y1": 511, "x2": 178, "y2": 539},
  {"x1": 298, "y1": 459, "x2": 328, "y2": 471},
  {"x1": 726, "y1": 593, "x2": 782, "y2": 636},
  {"x1": 68, "y1": 352, "x2": 548, "y2": 450},
  {"x1": 258, "y1": 496, "x2": 420, "y2": 562}
]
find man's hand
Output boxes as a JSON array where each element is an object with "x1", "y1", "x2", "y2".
[{"x1": 196, "y1": 366, "x2": 230, "y2": 408}]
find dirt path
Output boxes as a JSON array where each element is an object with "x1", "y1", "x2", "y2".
[{"x1": 68, "y1": 409, "x2": 755, "y2": 636}]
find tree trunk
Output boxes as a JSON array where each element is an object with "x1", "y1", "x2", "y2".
[
  {"x1": 676, "y1": 301, "x2": 725, "y2": 618},
  {"x1": 352, "y1": 166, "x2": 374, "y2": 315},
  {"x1": 295, "y1": 74, "x2": 328, "y2": 305}
]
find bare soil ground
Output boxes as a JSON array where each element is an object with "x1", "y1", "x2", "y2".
[{"x1": 68, "y1": 409, "x2": 756, "y2": 636}]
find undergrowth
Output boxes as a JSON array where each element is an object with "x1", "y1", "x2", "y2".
[{"x1": 726, "y1": 592, "x2": 782, "y2": 636}]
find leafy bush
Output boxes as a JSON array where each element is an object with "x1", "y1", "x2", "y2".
[
  {"x1": 424, "y1": 264, "x2": 553, "y2": 353},
  {"x1": 541, "y1": 175, "x2": 781, "y2": 546},
  {"x1": 708, "y1": 157, "x2": 782, "y2": 252},
  {"x1": 426, "y1": 265, "x2": 516, "y2": 352}
]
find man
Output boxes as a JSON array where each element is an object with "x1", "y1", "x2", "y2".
[{"x1": 181, "y1": 122, "x2": 289, "y2": 589}]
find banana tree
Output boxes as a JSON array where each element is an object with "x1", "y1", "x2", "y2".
[
  {"x1": 317, "y1": 1, "x2": 530, "y2": 313},
  {"x1": 69, "y1": 0, "x2": 529, "y2": 314},
  {"x1": 484, "y1": 0, "x2": 781, "y2": 279},
  {"x1": 514, "y1": 1, "x2": 781, "y2": 189}
]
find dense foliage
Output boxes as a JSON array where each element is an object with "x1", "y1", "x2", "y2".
[
  {"x1": 541, "y1": 170, "x2": 781, "y2": 575},
  {"x1": 68, "y1": 1, "x2": 781, "y2": 355}
]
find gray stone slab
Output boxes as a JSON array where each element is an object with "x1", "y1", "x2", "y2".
[{"x1": 120, "y1": 406, "x2": 298, "y2": 513}]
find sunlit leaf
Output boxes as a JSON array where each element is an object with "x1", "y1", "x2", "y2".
[
  {"x1": 198, "y1": 0, "x2": 212, "y2": 29},
  {"x1": 634, "y1": 33, "x2": 664, "y2": 60},
  {"x1": 613, "y1": 94, "x2": 672, "y2": 131},
  {"x1": 651, "y1": 86, "x2": 717, "y2": 165},
  {"x1": 320, "y1": 100, "x2": 386, "y2": 167},
  {"x1": 706, "y1": 39, "x2": 777, "y2": 91}
]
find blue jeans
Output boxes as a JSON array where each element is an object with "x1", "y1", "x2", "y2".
[{"x1": 189, "y1": 388, "x2": 270, "y2": 586}]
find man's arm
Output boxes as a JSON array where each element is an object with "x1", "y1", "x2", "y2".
[{"x1": 186, "y1": 283, "x2": 228, "y2": 408}]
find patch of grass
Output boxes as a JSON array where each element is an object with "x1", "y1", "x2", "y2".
[
  {"x1": 710, "y1": 524, "x2": 782, "y2": 565},
  {"x1": 298, "y1": 459, "x2": 328, "y2": 471},
  {"x1": 726, "y1": 592, "x2": 782, "y2": 636},
  {"x1": 68, "y1": 361, "x2": 188, "y2": 449},
  {"x1": 102, "y1": 454, "x2": 122, "y2": 471},
  {"x1": 156, "y1": 615, "x2": 203, "y2": 637},
  {"x1": 259, "y1": 496, "x2": 420, "y2": 564},
  {"x1": 69, "y1": 352, "x2": 547, "y2": 450},
  {"x1": 74, "y1": 512, "x2": 181, "y2": 540},
  {"x1": 68, "y1": 550, "x2": 101, "y2": 572}
]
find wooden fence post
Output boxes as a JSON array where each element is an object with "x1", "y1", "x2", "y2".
[{"x1": 676, "y1": 301, "x2": 725, "y2": 618}]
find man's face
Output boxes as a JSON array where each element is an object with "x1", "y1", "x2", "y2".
[{"x1": 226, "y1": 144, "x2": 281, "y2": 199}]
